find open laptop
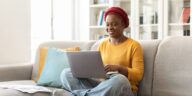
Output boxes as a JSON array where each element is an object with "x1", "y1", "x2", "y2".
[{"x1": 66, "y1": 51, "x2": 107, "y2": 78}]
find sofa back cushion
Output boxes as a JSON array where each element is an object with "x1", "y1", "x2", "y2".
[
  {"x1": 31, "y1": 41, "x2": 96, "y2": 80},
  {"x1": 138, "y1": 40, "x2": 161, "y2": 96},
  {"x1": 152, "y1": 36, "x2": 192, "y2": 96},
  {"x1": 90, "y1": 40, "x2": 102, "y2": 51}
]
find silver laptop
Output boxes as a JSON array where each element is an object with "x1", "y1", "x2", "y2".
[{"x1": 66, "y1": 51, "x2": 106, "y2": 78}]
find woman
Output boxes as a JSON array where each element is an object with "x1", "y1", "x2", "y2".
[{"x1": 60, "y1": 7, "x2": 144, "y2": 96}]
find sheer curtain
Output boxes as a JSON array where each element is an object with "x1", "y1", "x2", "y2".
[
  {"x1": 52, "y1": 0, "x2": 73, "y2": 40},
  {"x1": 31, "y1": 0, "x2": 75, "y2": 62}
]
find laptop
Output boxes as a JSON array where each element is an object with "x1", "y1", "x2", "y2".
[{"x1": 66, "y1": 51, "x2": 107, "y2": 78}]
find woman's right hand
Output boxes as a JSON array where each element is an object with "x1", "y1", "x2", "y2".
[{"x1": 104, "y1": 64, "x2": 120, "y2": 72}]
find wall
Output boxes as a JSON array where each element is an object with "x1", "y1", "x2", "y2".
[{"x1": 0, "y1": 0, "x2": 30, "y2": 64}]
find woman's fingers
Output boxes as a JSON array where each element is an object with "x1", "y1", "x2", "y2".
[
  {"x1": 104, "y1": 65, "x2": 110, "y2": 72},
  {"x1": 104, "y1": 64, "x2": 119, "y2": 72}
]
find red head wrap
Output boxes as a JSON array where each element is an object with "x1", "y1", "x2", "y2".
[{"x1": 104, "y1": 7, "x2": 129, "y2": 28}]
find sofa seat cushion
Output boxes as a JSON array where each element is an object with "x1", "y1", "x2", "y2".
[{"x1": 0, "y1": 80, "x2": 71, "y2": 96}]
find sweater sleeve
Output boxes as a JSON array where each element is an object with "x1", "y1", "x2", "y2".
[{"x1": 127, "y1": 43, "x2": 144, "y2": 85}]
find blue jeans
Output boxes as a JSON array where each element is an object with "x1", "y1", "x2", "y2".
[{"x1": 60, "y1": 68, "x2": 135, "y2": 96}]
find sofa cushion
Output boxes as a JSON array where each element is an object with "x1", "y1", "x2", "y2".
[
  {"x1": 0, "y1": 64, "x2": 32, "y2": 82},
  {"x1": 90, "y1": 40, "x2": 102, "y2": 51},
  {"x1": 37, "y1": 48, "x2": 79, "y2": 87},
  {"x1": 138, "y1": 40, "x2": 161, "y2": 96},
  {"x1": 153, "y1": 36, "x2": 192, "y2": 96},
  {"x1": 36, "y1": 47, "x2": 80, "y2": 81},
  {"x1": 32, "y1": 41, "x2": 96, "y2": 81},
  {"x1": 0, "y1": 80, "x2": 50, "y2": 96},
  {"x1": 0, "y1": 80, "x2": 71, "y2": 96}
]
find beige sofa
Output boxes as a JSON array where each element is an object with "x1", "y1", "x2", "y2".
[{"x1": 0, "y1": 36, "x2": 192, "y2": 96}]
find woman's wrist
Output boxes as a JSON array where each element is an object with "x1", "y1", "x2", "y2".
[{"x1": 118, "y1": 65, "x2": 128, "y2": 77}]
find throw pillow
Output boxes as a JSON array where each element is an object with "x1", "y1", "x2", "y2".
[
  {"x1": 35, "y1": 47, "x2": 80, "y2": 81},
  {"x1": 37, "y1": 48, "x2": 80, "y2": 87}
]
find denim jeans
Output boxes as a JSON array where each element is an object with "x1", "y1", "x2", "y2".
[{"x1": 60, "y1": 68, "x2": 135, "y2": 96}]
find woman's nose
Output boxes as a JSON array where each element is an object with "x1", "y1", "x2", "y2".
[{"x1": 108, "y1": 25, "x2": 113, "y2": 30}]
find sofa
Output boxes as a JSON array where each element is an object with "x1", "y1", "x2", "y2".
[{"x1": 0, "y1": 36, "x2": 192, "y2": 96}]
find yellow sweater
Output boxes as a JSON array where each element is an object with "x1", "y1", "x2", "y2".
[{"x1": 98, "y1": 38, "x2": 144, "y2": 93}]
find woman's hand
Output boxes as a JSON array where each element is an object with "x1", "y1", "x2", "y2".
[
  {"x1": 104, "y1": 64, "x2": 128, "y2": 77},
  {"x1": 104, "y1": 64, "x2": 120, "y2": 72}
]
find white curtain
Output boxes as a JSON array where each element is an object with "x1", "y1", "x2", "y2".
[{"x1": 31, "y1": 0, "x2": 75, "y2": 62}]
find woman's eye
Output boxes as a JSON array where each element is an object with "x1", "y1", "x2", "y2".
[
  {"x1": 106, "y1": 22, "x2": 118, "y2": 27},
  {"x1": 113, "y1": 23, "x2": 118, "y2": 26}
]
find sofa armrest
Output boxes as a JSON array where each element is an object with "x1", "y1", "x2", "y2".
[{"x1": 0, "y1": 63, "x2": 33, "y2": 82}]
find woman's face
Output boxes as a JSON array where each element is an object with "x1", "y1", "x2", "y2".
[{"x1": 105, "y1": 13, "x2": 125, "y2": 38}]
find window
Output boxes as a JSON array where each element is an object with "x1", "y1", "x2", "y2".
[{"x1": 31, "y1": 0, "x2": 78, "y2": 62}]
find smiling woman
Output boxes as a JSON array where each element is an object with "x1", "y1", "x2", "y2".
[{"x1": 60, "y1": 7, "x2": 144, "y2": 96}]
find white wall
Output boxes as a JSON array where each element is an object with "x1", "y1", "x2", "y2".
[{"x1": 0, "y1": 0, "x2": 30, "y2": 64}]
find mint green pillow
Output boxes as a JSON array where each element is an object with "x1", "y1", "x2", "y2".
[{"x1": 37, "y1": 48, "x2": 70, "y2": 87}]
